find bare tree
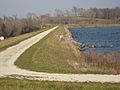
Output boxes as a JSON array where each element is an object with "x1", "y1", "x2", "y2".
[
  {"x1": 71, "y1": 6, "x2": 78, "y2": 16},
  {"x1": 55, "y1": 9, "x2": 64, "y2": 17},
  {"x1": 77, "y1": 8, "x2": 84, "y2": 16},
  {"x1": 65, "y1": 10, "x2": 71, "y2": 17},
  {"x1": 12, "y1": 14, "x2": 18, "y2": 20}
]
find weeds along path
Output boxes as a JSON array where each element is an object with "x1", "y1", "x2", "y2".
[{"x1": 0, "y1": 26, "x2": 120, "y2": 83}]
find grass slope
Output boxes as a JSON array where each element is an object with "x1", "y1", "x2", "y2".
[
  {"x1": 16, "y1": 26, "x2": 113, "y2": 74},
  {"x1": 0, "y1": 78, "x2": 120, "y2": 90},
  {"x1": 15, "y1": 26, "x2": 82, "y2": 73}
]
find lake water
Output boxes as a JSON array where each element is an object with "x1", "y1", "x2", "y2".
[{"x1": 69, "y1": 27, "x2": 120, "y2": 53}]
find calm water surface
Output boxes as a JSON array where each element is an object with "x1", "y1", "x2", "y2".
[{"x1": 69, "y1": 27, "x2": 120, "y2": 53}]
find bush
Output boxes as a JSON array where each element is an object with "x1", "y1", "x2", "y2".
[
  {"x1": 22, "y1": 25, "x2": 39, "y2": 34},
  {"x1": 0, "y1": 18, "x2": 40, "y2": 38}
]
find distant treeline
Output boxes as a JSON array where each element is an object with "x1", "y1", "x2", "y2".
[
  {"x1": 0, "y1": 6, "x2": 120, "y2": 39},
  {"x1": 54, "y1": 6, "x2": 120, "y2": 20}
]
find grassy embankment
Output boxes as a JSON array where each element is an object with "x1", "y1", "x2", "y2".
[
  {"x1": 0, "y1": 78, "x2": 120, "y2": 90},
  {"x1": 0, "y1": 26, "x2": 53, "y2": 51},
  {"x1": 15, "y1": 26, "x2": 84, "y2": 73},
  {"x1": 16, "y1": 26, "x2": 118, "y2": 74}
]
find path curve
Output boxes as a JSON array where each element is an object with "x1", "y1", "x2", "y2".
[{"x1": 0, "y1": 26, "x2": 120, "y2": 83}]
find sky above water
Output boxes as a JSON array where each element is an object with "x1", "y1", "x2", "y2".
[{"x1": 0, "y1": 0, "x2": 120, "y2": 17}]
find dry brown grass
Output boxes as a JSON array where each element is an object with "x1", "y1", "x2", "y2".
[
  {"x1": 84, "y1": 51, "x2": 120, "y2": 74},
  {"x1": 68, "y1": 23, "x2": 120, "y2": 28}
]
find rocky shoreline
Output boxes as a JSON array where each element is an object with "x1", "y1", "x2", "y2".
[{"x1": 64, "y1": 25, "x2": 84, "y2": 57}]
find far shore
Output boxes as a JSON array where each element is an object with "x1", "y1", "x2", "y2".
[{"x1": 68, "y1": 24, "x2": 120, "y2": 28}]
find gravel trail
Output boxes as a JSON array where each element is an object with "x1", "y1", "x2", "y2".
[{"x1": 0, "y1": 26, "x2": 120, "y2": 83}]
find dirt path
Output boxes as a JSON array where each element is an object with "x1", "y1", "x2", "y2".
[{"x1": 0, "y1": 26, "x2": 120, "y2": 83}]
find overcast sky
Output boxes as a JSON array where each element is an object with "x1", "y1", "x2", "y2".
[{"x1": 0, "y1": 0, "x2": 120, "y2": 17}]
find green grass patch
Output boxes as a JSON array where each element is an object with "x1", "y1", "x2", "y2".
[
  {"x1": 15, "y1": 26, "x2": 83, "y2": 73},
  {"x1": 0, "y1": 78, "x2": 120, "y2": 90}
]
